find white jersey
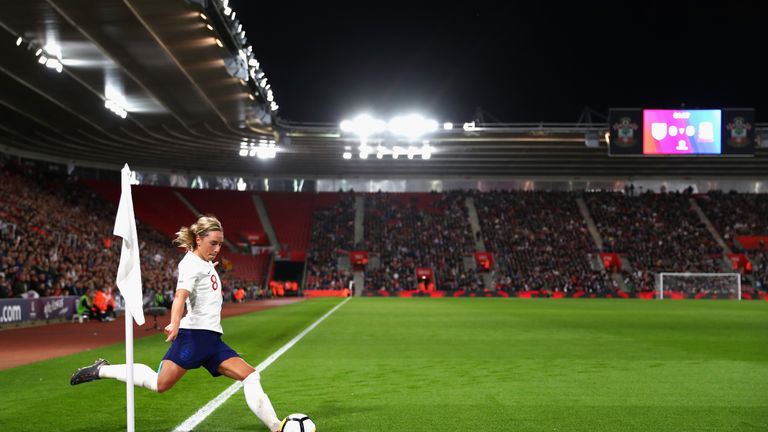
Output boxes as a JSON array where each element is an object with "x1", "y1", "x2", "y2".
[{"x1": 176, "y1": 252, "x2": 223, "y2": 334}]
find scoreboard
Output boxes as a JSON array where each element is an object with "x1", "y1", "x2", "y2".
[{"x1": 609, "y1": 108, "x2": 755, "y2": 156}]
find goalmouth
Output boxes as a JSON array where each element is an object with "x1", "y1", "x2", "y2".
[{"x1": 657, "y1": 272, "x2": 741, "y2": 300}]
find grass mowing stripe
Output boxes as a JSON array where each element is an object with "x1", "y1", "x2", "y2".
[{"x1": 172, "y1": 297, "x2": 351, "y2": 432}]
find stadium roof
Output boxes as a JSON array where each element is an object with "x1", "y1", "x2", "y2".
[{"x1": 1, "y1": 0, "x2": 766, "y2": 179}]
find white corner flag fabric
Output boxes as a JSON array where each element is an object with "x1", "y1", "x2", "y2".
[{"x1": 114, "y1": 164, "x2": 145, "y2": 325}]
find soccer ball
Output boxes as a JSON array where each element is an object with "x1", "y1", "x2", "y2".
[{"x1": 280, "y1": 413, "x2": 316, "y2": 432}]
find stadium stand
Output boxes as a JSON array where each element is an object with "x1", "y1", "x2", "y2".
[
  {"x1": 259, "y1": 192, "x2": 319, "y2": 252},
  {"x1": 0, "y1": 160, "x2": 249, "y2": 305},
  {"x1": 584, "y1": 190, "x2": 737, "y2": 298},
  {"x1": 696, "y1": 191, "x2": 768, "y2": 251},
  {"x1": 474, "y1": 190, "x2": 616, "y2": 294},
  {"x1": 305, "y1": 193, "x2": 355, "y2": 290},
  {"x1": 362, "y1": 192, "x2": 479, "y2": 293},
  {"x1": 585, "y1": 191, "x2": 724, "y2": 273},
  {"x1": 178, "y1": 189, "x2": 266, "y2": 249},
  {"x1": 2, "y1": 154, "x2": 765, "y2": 301}
]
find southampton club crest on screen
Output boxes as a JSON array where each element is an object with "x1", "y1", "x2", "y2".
[
  {"x1": 612, "y1": 117, "x2": 639, "y2": 147},
  {"x1": 726, "y1": 116, "x2": 752, "y2": 147}
]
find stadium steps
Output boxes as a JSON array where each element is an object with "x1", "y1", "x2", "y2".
[
  {"x1": 464, "y1": 196, "x2": 486, "y2": 251},
  {"x1": 690, "y1": 197, "x2": 733, "y2": 271},
  {"x1": 619, "y1": 254, "x2": 634, "y2": 271},
  {"x1": 353, "y1": 271, "x2": 364, "y2": 296},
  {"x1": 251, "y1": 194, "x2": 280, "y2": 249},
  {"x1": 611, "y1": 272, "x2": 629, "y2": 293},
  {"x1": 588, "y1": 253, "x2": 604, "y2": 271},
  {"x1": 354, "y1": 195, "x2": 365, "y2": 246},
  {"x1": 575, "y1": 197, "x2": 604, "y2": 250},
  {"x1": 690, "y1": 197, "x2": 732, "y2": 254}
]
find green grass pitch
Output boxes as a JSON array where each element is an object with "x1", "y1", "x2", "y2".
[{"x1": 1, "y1": 298, "x2": 767, "y2": 431}]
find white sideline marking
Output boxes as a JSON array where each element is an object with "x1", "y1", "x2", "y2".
[{"x1": 172, "y1": 297, "x2": 352, "y2": 432}]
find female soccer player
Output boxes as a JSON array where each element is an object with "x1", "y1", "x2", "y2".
[{"x1": 70, "y1": 215, "x2": 282, "y2": 432}]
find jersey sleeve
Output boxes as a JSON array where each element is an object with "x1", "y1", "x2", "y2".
[{"x1": 176, "y1": 259, "x2": 201, "y2": 292}]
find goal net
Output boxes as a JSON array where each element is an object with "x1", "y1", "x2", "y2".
[{"x1": 657, "y1": 272, "x2": 741, "y2": 300}]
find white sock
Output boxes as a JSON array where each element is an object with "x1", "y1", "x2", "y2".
[
  {"x1": 99, "y1": 364, "x2": 158, "y2": 392},
  {"x1": 243, "y1": 371, "x2": 281, "y2": 432}
]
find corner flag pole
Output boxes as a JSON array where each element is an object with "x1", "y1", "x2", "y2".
[
  {"x1": 125, "y1": 308, "x2": 135, "y2": 432},
  {"x1": 114, "y1": 164, "x2": 146, "y2": 432}
]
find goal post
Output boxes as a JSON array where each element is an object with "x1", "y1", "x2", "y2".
[{"x1": 657, "y1": 272, "x2": 741, "y2": 300}]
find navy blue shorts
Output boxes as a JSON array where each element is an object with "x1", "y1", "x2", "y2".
[{"x1": 162, "y1": 329, "x2": 239, "y2": 377}]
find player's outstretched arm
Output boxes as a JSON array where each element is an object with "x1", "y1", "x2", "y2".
[{"x1": 165, "y1": 289, "x2": 189, "y2": 342}]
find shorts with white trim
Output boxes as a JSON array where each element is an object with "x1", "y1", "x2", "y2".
[{"x1": 162, "y1": 329, "x2": 238, "y2": 377}]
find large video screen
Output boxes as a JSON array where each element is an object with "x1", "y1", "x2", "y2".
[{"x1": 642, "y1": 109, "x2": 721, "y2": 155}]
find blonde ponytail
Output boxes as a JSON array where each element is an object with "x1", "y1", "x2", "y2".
[{"x1": 173, "y1": 215, "x2": 223, "y2": 250}]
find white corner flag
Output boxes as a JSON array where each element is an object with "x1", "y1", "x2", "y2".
[
  {"x1": 113, "y1": 163, "x2": 144, "y2": 432},
  {"x1": 114, "y1": 163, "x2": 145, "y2": 326}
]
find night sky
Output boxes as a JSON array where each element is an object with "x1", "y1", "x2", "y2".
[{"x1": 230, "y1": 1, "x2": 764, "y2": 124}]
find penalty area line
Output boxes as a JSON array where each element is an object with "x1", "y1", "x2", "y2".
[{"x1": 172, "y1": 297, "x2": 352, "y2": 432}]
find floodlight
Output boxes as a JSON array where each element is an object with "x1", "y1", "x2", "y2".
[
  {"x1": 340, "y1": 114, "x2": 386, "y2": 138},
  {"x1": 443, "y1": 122, "x2": 453, "y2": 130},
  {"x1": 388, "y1": 114, "x2": 438, "y2": 139},
  {"x1": 15, "y1": 37, "x2": 22, "y2": 46},
  {"x1": 44, "y1": 43, "x2": 61, "y2": 58}
]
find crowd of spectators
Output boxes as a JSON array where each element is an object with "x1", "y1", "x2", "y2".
[
  {"x1": 750, "y1": 249, "x2": 768, "y2": 292},
  {"x1": 695, "y1": 190, "x2": 768, "y2": 293},
  {"x1": 586, "y1": 190, "x2": 724, "y2": 274},
  {"x1": 473, "y1": 191, "x2": 615, "y2": 294},
  {"x1": 0, "y1": 159, "x2": 247, "y2": 311},
  {"x1": 305, "y1": 193, "x2": 355, "y2": 290},
  {"x1": 585, "y1": 189, "x2": 732, "y2": 295},
  {"x1": 4, "y1": 152, "x2": 765, "y2": 301},
  {"x1": 362, "y1": 191, "x2": 478, "y2": 292},
  {"x1": 696, "y1": 190, "x2": 768, "y2": 251}
]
